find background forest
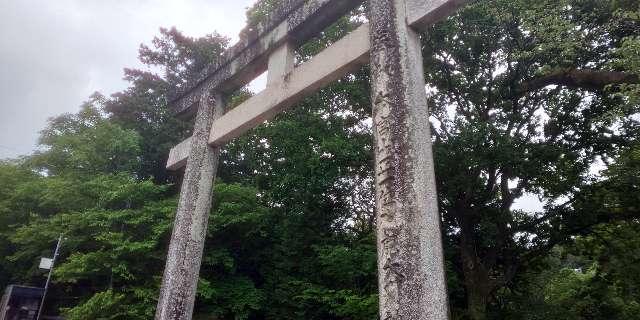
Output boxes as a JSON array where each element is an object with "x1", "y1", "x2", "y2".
[{"x1": 1, "y1": 0, "x2": 639, "y2": 319}]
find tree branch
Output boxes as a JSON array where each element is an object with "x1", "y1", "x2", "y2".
[{"x1": 515, "y1": 69, "x2": 640, "y2": 96}]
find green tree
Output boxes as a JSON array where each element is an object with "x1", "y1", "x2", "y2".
[
  {"x1": 0, "y1": 161, "x2": 39, "y2": 288},
  {"x1": 422, "y1": 0, "x2": 639, "y2": 318},
  {"x1": 29, "y1": 94, "x2": 141, "y2": 177},
  {"x1": 1, "y1": 1, "x2": 639, "y2": 319},
  {"x1": 8, "y1": 174, "x2": 173, "y2": 319},
  {"x1": 106, "y1": 27, "x2": 228, "y2": 183},
  {"x1": 497, "y1": 143, "x2": 640, "y2": 319}
]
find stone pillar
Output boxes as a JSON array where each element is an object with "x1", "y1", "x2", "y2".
[
  {"x1": 368, "y1": 0, "x2": 449, "y2": 319},
  {"x1": 155, "y1": 89, "x2": 225, "y2": 320},
  {"x1": 267, "y1": 42, "x2": 295, "y2": 88}
]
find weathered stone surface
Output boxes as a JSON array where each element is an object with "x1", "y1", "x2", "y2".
[
  {"x1": 368, "y1": 0, "x2": 449, "y2": 319},
  {"x1": 160, "y1": 1, "x2": 477, "y2": 319},
  {"x1": 209, "y1": 23, "x2": 370, "y2": 146},
  {"x1": 155, "y1": 89, "x2": 225, "y2": 320},
  {"x1": 407, "y1": 0, "x2": 472, "y2": 30},
  {"x1": 267, "y1": 42, "x2": 296, "y2": 87},
  {"x1": 166, "y1": 137, "x2": 192, "y2": 171},
  {"x1": 166, "y1": 0, "x2": 471, "y2": 170},
  {"x1": 170, "y1": 0, "x2": 363, "y2": 116},
  {"x1": 167, "y1": 23, "x2": 370, "y2": 170}
]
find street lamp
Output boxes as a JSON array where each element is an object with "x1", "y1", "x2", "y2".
[{"x1": 35, "y1": 234, "x2": 63, "y2": 320}]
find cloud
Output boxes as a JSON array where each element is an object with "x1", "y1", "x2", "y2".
[{"x1": 0, "y1": 0, "x2": 257, "y2": 159}]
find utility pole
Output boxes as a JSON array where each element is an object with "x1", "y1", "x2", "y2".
[{"x1": 36, "y1": 234, "x2": 63, "y2": 320}]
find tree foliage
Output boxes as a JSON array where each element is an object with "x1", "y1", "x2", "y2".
[{"x1": 0, "y1": 0, "x2": 638, "y2": 319}]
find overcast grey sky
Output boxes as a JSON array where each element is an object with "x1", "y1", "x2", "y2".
[{"x1": 0, "y1": 0, "x2": 259, "y2": 159}]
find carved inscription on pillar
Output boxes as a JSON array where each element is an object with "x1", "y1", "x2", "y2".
[{"x1": 369, "y1": 0, "x2": 449, "y2": 319}]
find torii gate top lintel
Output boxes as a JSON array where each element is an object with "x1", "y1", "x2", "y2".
[
  {"x1": 168, "y1": 0, "x2": 469, "y2": 117},
  {"x1": 165, "y1": 0, "x2": 470, "y2": 171},
  {"x1": 168, "y1": 0, "x2": 363, "y2": 117}
]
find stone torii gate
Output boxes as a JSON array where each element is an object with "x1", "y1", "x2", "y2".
[{"x1": 156, "y1": 0, "x2": 470, "y2": 319}]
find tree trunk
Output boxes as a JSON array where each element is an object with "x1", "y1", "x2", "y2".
[
  {"x1": 460, "y1": 233, "x2": 492, "y2": 320},
  {"x1": 465, "y1": 280, "x2": 490, "y2": 320},
  {"x1": 515, "y1": 68, "x2": 640, "y2": 96}
]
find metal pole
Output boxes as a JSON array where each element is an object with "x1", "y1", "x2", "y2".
[{"x1": 36, "y1": 234, "x2": 63, "y2": 320}]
